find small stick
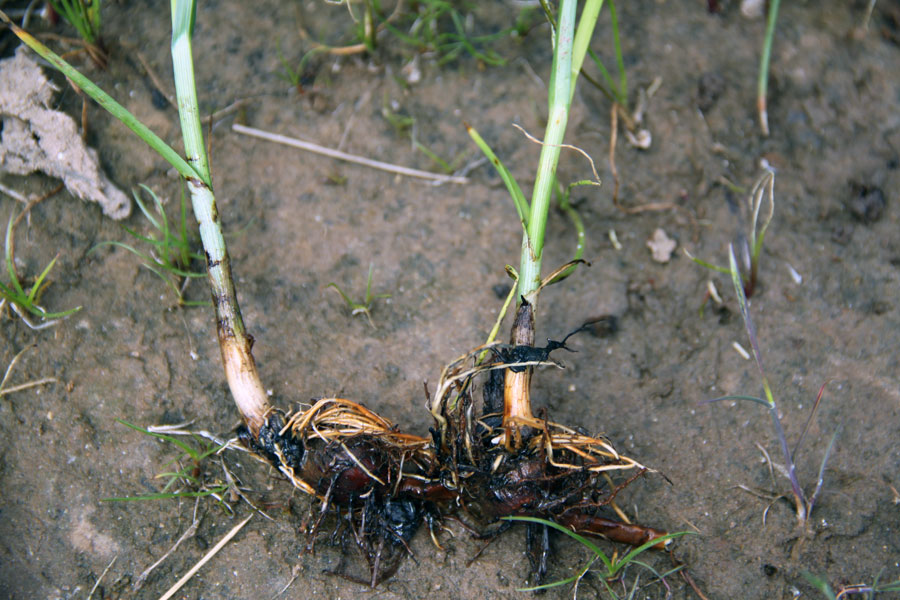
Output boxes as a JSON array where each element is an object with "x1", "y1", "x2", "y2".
[
  {"x1": 12, "y1": 182, "x2": 64, "y2": 230},
  {"x1": 134, "y1": 515, "x2": 200, "y2": 592},
  {"x1": 86, "y1": 555, "x2": 117, "y2": 600},
  {"x1": 232, "y1": 124, "x2": 469, "y2": 184},
  {"x1": 0, "y1": 182, "x2": 29, "y2": 203},
  {"x1": 0, "y1": 345, "x2": 57, "y2": 396},
  {"x1": 134, "y1": 499, "x2": 202, "y2": 592},
  {"x1": 157, "y1": 514, "x2": 252, "y2": 600}
]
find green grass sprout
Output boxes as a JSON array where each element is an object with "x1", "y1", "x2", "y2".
[
  {"x1": 327, "y1": 263, "x2": 391, "y2": 329},
  {"x1": 0, "y1": 209, "x2": 81, "y2": 328},
  {"x1": 702, "y1": 245, "x2": 838, "y2": 528},
  {"x1": 304, "y1": 1, "x2": 517, "y2": 66},
  {"x1": 383, "y1": 0, "x2": 510, "y2": 66},
  {"x1": 804, "y1": 570, "x2": 900, "y2": 599},
  {"x1": 49, "y1": 0, "x2": 101, "y2": 45},
  {"x1": 275, "y1": 37, "x2": 305, "y2": 92},
  {"x1": 383, "y1": 97, "x2": 465, "y2": 174},
  {"x1": 758, "y1": 0, "x2": 781, "y2": 136},
  {"x1": 102, "y1": 419, "x2": 229, "y2": 503},
  {"x1": 686, "y1": 168, "x2": 775, "y2": 298},
  {"x1": 91, "y1": 185, "x2": 207, "y2": 307},
  {"x1": 506, "y1": 516, "x2": 691, "y2": 595},
  {"x1": 48, "y1": 0, "x2": 106, "y2": 67}
]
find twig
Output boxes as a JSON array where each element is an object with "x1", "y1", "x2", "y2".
[
  {"x1": 0, "y1": 377, "x2": 58, "y2": 396},
  {"x1": 133, "y1": 510, "x2": 200, "y2": 592},
  {"x1": 86, "y1": 555, "x2": 117, "y2": 600},
  {"x1": 232, "y1": 124, "x2": 469, "y2": 184},
  {"x1": 512, "y1": 123, "x2": 601, "y2": 184},
  {"x1": 271, "y1": 565, "x2": 302, "y2": 599},
  {"x1": 0, "y1": 345, "x2": 58, "y2": 396},
  {"x1": 157, "y1": 514, "x2": 253, "y2": 600},
  {"x1": 124, "y1": 43, "x2": 176, "y2": 106},
  {"x1": 205, "y1": 98, "x2": 251, "y2": 126},
  {"x1": 13, "y1": 183, "x2": 64, "y2": 230},
  {"x1": 0, "y1": 182, "x2": 29, "y2": 203}
]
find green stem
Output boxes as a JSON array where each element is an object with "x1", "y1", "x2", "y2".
[
  {"x1": 516, "y1": 0, "x2": 577, "y2": 304},
  {"x1": 171, "y1": 0, "x2": 269, "y2": 436},
  {"x1": 0, "y1": 4, "x2": 271, "y2": 435}
]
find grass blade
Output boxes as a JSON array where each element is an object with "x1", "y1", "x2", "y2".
[
  {"x1": 117, "y1": 419, "x2": 202, "y2": 460},
  {"x1": 466, "y1": 124, "x2": 529, "y2": 229},
  {"x1": 505, "y1": 516, "x2": 613, "y2": 572}
]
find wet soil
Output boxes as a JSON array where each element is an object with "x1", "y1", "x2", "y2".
[{"x1": 1, "y1": 1, "x2": 899, "y2": 598}]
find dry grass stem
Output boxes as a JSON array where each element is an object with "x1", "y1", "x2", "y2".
[
  {"x1": 133, "y1": 504, "x2": 200, "y2": 592},
  {"x1": 0, "y1": 345, "x2": 57, "y2": 397},
  {"x1": 157, "y1": 514, "x2": 253, "y2": 600},
  {"x1": 86, "y1": 555, "x2": 117, "y2": 600},
  {"x1": 232, "y1": 124, "x2": 469, "y2": 184}
]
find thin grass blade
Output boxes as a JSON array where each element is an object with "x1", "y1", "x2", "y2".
[
  {"x1": 612, "y1": 531, "x2": 693, "y2": 576},
  {"x1": 728, "y1": 245, "x2": 773, "y2": 406},
  {"x1": 26, "y1": 253, "x2": 60, "y2": 303},
  {"x1": 505, "y1": 516, "x2": 613, "y2": 572},
  {"x1": 117, "y1": 419, "x2": 202, "y2": 460},
  {"x1": 466, "y1": 124, "x2": 529, "y2": 228},
  {"x1": 700, "y1": 394, "x2": 770, "y2": 407},
  {"x1": 807, "y1": 428, "x2": 839, "y2": 513},
  {"x1": 791, "y1": 381, "x2": 829, "y2": 461}
]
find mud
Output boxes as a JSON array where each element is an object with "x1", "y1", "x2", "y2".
[{"x1": 1, "y1": 1, "x2": 898, "y2": 598}]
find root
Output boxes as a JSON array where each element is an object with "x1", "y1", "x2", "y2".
[{"x1": 237, "y1": 345, "x2": 664, "y2": 585}]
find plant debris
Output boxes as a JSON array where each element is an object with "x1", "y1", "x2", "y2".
[
  {"x1": 647, "y1": 228, "x2": 677, "y2": 263},
  {"x1": 0, "y1": 48, "x2": 129, "y2": 219}
]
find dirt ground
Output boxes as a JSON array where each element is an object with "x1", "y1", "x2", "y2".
[{"x1": 1, "y1": 1, "x2": 899, "y2": 598}]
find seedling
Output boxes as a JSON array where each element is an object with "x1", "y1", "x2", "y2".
[
  {"x1": 91, "y1": 185, "x2": 207, "y2": 307},
  {"x1": 382, "y1": 97, "x2": 466, "y2": 174},
  {"x1": 804, "y1": 571, "x2": 900, "y2": 599},
  {"x1": 509, "y1": 516, "x2": 691, "y2": 596},
  {"x1": 704, "y1": 245, "x2": 838, "y2": 528},
  {"x1": 275, "y1": 38, "x2": 305, "y2": 93},
  {"x1": 327, "y1": 263, "x2": 391, "y2": 328},
  {"x1": 0, "y1": 209, "x2": 81, "y2": 328},
  {"x1": 686, "y1": 168, "x2": 775, "y2": 298},
  {"x1": 102, "y1": 420, "x2": 230, "y2": 504},
  {"x1": 48, "y1": 0, "x2": 106, "y2": 68},
  {"x1": 383, "y1": 0, "x2": 509, "y2": 66},
  {"x1": 304, "y1": 0, "x2": 514, "y2": 66}
]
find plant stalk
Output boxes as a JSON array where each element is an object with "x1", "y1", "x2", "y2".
[
  {"x1": 503, "y1": 0, "x2": 601, "y2": 442},
  {"x1": 515, "y1": 0, "x2": 577, "y2": 304},
  {"x1": 171, "y1": 0, "x2": 270, "y2": 437}
]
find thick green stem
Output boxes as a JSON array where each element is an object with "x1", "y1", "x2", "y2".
[
  {"x1": 171, "y1": 0, "x2": 270, "y2": 436},
  {"x1": 516, "y1": 0, "x2": 577, "y2": 304}
]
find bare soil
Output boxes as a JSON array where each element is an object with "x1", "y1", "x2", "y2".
[{"x1": 1, "y1": 1, "x2": 899, "y2": 599}]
